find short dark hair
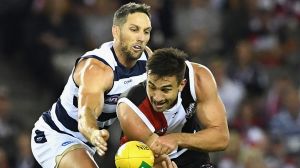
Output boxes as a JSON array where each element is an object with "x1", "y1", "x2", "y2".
[
  {"x1": 113, "y1": 2, "x2": 151, "y2": 26},
  {"x1": 147, "y1": 48, "x2": 187, "y2": 83}
]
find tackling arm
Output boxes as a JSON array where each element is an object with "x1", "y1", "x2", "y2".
[
  {"x1": 158, "y1": 64, "x2": 229, "y2": 152},
  {"x1": 74, "y1": 58, "x2": 114, "y2": 155},
  {"x1": 172, "y1": 63, "x2": 230, "y2": 151},
  {"x1": 117, "y1": 102, "x2": 177, "y2": 168},
  {"x1": 117, "y1": 102, "x2": 156, "y2": 146}
]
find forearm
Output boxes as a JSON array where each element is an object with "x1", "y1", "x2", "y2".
[
  {"x1": 78, "y1": 107, "x2": 99, "y2": 142},
  {"x1": 176, "y1": 126, "x2": 229, "y2": 152}
]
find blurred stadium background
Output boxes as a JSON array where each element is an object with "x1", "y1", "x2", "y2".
[{"x1": 0, "y1": 0, "x2": 300, "y2": 167}]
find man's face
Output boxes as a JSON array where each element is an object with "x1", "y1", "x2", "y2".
[
  {"x1": 146, "y1": 74, "x2": 186, "y2": 112},
  {"x1": 115, "y1": 12, "x2": 151, "y2": 60}
]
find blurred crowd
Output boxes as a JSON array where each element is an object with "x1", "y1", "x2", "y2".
[{"x1": 0, "y1": 0, "x2": 300, "y2": 167}]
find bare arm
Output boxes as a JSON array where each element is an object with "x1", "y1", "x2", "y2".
[
  {"x1": 168, "y1": 63, "x2": 230, "y2": 151},
  {"x1": 117, "y1": 102, "x2": 155, "y2": 146},
  {"x1": 117, "y1": 102, "x2": 177, "y2": 168},
  {"x1": 155, "y1": 63, "x2": 229, "y2": 153},
  {"x1": 74, "y1": 58, "x2": 114, "y2": 155}
]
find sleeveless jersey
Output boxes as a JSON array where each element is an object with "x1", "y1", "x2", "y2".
[
  {"x1": 43, "y1": 41, "x2": 148, "y2": 144},
  {"x1": 118, "y1": 61, "x2": 210, "y2": 161}
]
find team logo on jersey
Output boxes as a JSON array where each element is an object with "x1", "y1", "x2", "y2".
[
  {"x1": 62, "y1": 141, "x2": 75, "y2": 146},
  {"x1": 172, "y1": 112, "x2": 178, "y2": 118},
  {"x1": 185, "y1": 103, "x2": 195, "y2": 118},
  {"x1": 34, "y1": 130, "x2": 47, "y2": 143},
  {"x1": 104, "y1": 94, "x2": 120, "y2": 104},
  {"x1": 123, "y1": 79, "x2": 132, "y2": 84}
]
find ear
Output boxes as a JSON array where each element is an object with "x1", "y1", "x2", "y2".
[
  {"x1": 112, "y1": 25, "x2": 120, "y2": 41},
  {"x1": 179, "y1": 79, "x2": 187, "y2": 92}
]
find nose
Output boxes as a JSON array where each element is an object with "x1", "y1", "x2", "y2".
[
  {"x1": 153, "y1": 91, "x2": 164, "y2": 103},
  {"x1": 137, "y1": 32, "x2": 147, "y2": 43}
]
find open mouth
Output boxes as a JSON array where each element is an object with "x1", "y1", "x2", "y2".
[
  {"x1": 132, "y1": 44, "x2": 142, "y2": 51},
  {"x1": 153, "y1": 102, "x2": 166, "y2": 111}
]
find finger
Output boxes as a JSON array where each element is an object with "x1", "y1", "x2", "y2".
[
  {"x1": 161, "y1": 161, "x2": 167, "y2": 168},
  {"x1": 154, "y1": 156, "x2": 161, "y2": 164},
  {"x1": 171, "y1": 161, "x2": 178, "y2": 168},
  {"x1": 151, "y1": 144, "x2": 162, "y2": 156},
  {"x1": 98, "y1": 138, "x2": 108, "y2": 147},
  {"x1": 97, "y1": 143, "x2": 108, "y2": 152},
  {"x1": 94, "y1": 138, "x2": 107, "y2": 147},
  {"x1": 160, "y1": 146, "x2": 170, "y2": 155},
  {"x1": 154, "y1": 155, "x2": 165, "y2": 164},
  {"x1": 164, "y1": 157, "x2": 172, "y2": 167},
  {"x1": 96, "y1": 139, "x2": 108, "y2": 150},
  {"x1": 96, "y1": 147, "x2": 105, "y2": 156}
]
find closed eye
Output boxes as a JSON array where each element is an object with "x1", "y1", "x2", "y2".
[
  {"x1": 130, "y1": 28, "x2": 138, "y2": 32},
  {"x1": 161, "y1": 88, "x2": 172, "y2": 93}
]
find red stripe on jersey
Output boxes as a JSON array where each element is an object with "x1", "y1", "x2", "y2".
[{"x1": 138, "y1": 98, "x2": 168, "y2": 135}]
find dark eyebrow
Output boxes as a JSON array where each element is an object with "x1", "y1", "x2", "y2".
[
  {"x1": 129, "y1": 24, "x2": 152, "y2": 30},
  {"x1": 145, "y1": 27, "x2": 152, "y2": 31},
  {"x1": 148, "y1": 81, "x2": 172, "y2": 89},
  {"x1": 148, "y1": 80, "x2": 155, "y2": 86}
]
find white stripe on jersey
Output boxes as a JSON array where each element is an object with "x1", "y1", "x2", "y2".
[
  {"x1": 185, "y1": 61, "x2": 196, "y2": 101},
  {"x1": 50, "y1": 103, "x2": 88, "y2": 142},
  {"x1": 118, "y1": 93, "x2": 189, "y2": 158},
  {"x1": 117, "y1": 97, "x2": 155, "y2": 132}
]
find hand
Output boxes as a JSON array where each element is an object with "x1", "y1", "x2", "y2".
[
  {"x1": 90, "y1": 129, "x2": 109, "y2": 156},
  {"x1": 153, "y1": 154, "x2": 178, "y2": 168},
  {"x1": 149, "y1": 134, "x2": 178, "y2": 156}
]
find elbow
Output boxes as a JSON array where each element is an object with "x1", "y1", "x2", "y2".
[{"x1": 218, "y1": 129, "x2": 230, "y2": 151}]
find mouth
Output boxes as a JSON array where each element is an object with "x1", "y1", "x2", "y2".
[
  {"x1": 153, "y1": 102, "x2": 166, "y2": 111},
  {"x1": 132, "y1": 44, "x2": 143, "y2": 52}
]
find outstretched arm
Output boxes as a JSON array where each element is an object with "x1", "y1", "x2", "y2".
[{"x1": 74, "y1": 58, "x2": 114, "y2": 155}]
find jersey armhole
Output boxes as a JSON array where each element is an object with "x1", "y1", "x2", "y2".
[
  {"x1": 185, "y1": 61, "x2": 196, "y2": 101},
  {"x1": 72, "y1": 55, "x2": 113, "y2": 88}
]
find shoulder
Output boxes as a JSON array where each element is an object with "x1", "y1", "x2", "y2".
[
  {"x1": 74, "y1": 58, "x2": 114, "y2": 90},
  {"x1": 190, "y1": 62, "x2": 215, "y2": 83},
  {"x1": 82, "y1": 42, "x2": 116, "y2": 68},
  {"x1": 120, "y1": 81, "x2": 147, "y2": 105},
  {"x1": 190, "y1": 62, "x2": 218, "y2": 101}
]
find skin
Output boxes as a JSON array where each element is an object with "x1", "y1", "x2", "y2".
[
  {"x1": 146, "y1": 74, "x2": 186, "y2": 112},
  {"x1": 58, "y1": 12, "x2": 152, "y2": 168},
  {"x1": 112, "y1": 13, "x2": 152, "y2": 68},
  {"x1": 117, "y1": 63, "x2": 230, "y2": 167}
]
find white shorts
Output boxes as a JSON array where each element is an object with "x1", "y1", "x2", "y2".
[{"x1": 31, "y1": 116, "x2": 96, "y2": 168}]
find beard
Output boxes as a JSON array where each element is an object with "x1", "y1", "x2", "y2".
[
  {"x1": 120, "y1": 44, "x2": 137, "y2": 61},
  {"x1": 119, "y1": 36, "x2": 143, "y2": 62}
]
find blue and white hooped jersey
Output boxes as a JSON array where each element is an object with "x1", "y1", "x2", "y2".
[{"x1": 45, "y1": 41, "x2": 149, "y2": 143}]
